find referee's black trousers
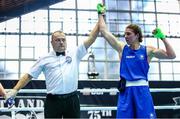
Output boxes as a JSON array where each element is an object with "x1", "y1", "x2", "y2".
[{"x1": 44, "y1": 91, "x2": 80, "y2": 119}]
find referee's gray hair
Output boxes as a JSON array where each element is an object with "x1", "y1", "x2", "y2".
[{"x1": 51, "y1": 31, "x2": 66, "y2": 40}]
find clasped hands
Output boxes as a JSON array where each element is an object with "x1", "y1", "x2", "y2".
[{"x1": 97, "y1": 3, "x2": 106, "y2": 15}]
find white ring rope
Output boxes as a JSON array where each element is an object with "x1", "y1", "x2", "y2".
[
  {"x1": 1, "y1": 88, "x2": 179, "y2": 113},
  {"x1": 1, "y1": 105, "x2": 180, "y2": 112},
  {"x1": 5, "y1": 88, "x2": 180, "y2": 94}
]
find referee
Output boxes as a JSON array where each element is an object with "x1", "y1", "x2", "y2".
[{"x1": 5, "y1": 21, "x2": 99, "y2": 118}]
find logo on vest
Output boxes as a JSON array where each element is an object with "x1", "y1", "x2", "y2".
[
  {"x1": 126, "y1": 55, "x2": 135, "y2": 59},
  {"x1": 139, "y1": 54, "x2": 144, "y2": 60}
]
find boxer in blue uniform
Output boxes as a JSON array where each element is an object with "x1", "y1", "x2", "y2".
[
  {"x1": 98, "y1": 5, "x2": 176, "y2": 118},
  {"x1": 117, "y1": 44, "x2": 155, "y2": 118}
]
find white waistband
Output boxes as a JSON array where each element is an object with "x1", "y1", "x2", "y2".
[{"x1": 126, "y1": 79, "x2": 149, "y2": 87}]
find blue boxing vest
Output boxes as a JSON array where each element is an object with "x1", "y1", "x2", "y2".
[{"x1": 120, "y1": 45, "x2": 149, "y2": 81}]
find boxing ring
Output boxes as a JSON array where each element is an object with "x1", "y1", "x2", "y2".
[{"x1": 0, "y1": 88, "x2": 180, "y2": 119}]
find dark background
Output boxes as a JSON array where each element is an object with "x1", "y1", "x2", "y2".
[{"x1": 0, "y1": 80, "x2": 180, "y2": 118}]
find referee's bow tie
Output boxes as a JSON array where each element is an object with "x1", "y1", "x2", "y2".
[{"x1": 56, "y1": 52, "x2": 65, "y2": 56}]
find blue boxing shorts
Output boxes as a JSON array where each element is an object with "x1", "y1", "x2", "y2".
[{"x1": 116, "y1": 86, "x2": 156, "y2": 118}]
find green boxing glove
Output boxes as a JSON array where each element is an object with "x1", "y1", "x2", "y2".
[
  {"x1": 97, "y1": 3, "x2": 106, "y2": 14},
  {"x1": 152, "y1": 28, "x2": 166, "y2": 40}
]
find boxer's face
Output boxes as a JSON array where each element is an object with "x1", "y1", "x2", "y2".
[{"x1": 124, "y1": 28, "x2": 139, "y2": 45}]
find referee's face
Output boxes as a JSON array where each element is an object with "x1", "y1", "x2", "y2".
[{"x1": 51, "y1": 32, "x2": 67, "y2": 52}]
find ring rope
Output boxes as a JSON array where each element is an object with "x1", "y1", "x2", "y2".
[
  {"x1": 1, "y1": 105, "x2": 180, "y2": 112},
  {"x1": 5, "y1": 88, "x2": 180, "y2": 93},
  {"x1": 1, "y1": 88, "x2": 179, "y2": 112}
]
